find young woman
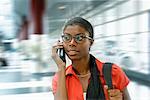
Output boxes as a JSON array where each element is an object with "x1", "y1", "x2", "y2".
[{"x1": 51, "y1": 17, "x2": 131, "y2": 100}]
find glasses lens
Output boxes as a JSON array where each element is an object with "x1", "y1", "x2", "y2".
[
  {"x1": 75, "y1": 35, "x2": 84, "y2": 43},
  {"x1": 62, "y1": 33, "x2": 91, "y2": 43},
  {"x1": 62, "y1": 34, "x2": 71, "y2": 42}
]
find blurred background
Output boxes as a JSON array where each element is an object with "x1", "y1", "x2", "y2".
[{"x1": 0, "y1": 0, "x2": 150, "y2": 100}]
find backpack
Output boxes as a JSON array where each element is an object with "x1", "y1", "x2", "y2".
[{"x1": 102, "y1": 62, "x2": 113, "y2": 89}]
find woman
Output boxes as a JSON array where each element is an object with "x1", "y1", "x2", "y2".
[{"x1": 51, "y1": 17, "x2": 131, "y2": 100}]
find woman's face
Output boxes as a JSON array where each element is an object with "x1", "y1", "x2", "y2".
[{"x1": 63, "y1": 25, "x2": 92, "y2": 60}]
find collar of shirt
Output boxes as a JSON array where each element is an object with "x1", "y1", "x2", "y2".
[{"x1": 65, "y1": 59, "x2": 104, "y2": 77}]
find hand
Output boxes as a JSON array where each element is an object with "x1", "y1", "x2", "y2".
[
  {"x1": 104, "y1": 85, "x2": 123, "y2": 100},
  {"x1": 51, "y1": 40, "x2": 66, "y2": 70},
  {"x1": 108, "y1": 89, "x2": 123, "y2": 100}
]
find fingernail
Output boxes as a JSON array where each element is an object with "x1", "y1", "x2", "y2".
[{"x1": 104, "y1": 85, "x2": 108, "y2": 89}]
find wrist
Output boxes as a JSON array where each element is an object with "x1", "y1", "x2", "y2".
[
  {"x1": 57, "y1": 64, "x2": 66, "y2": 72},
  {"x1": 58, "y1": 67, "x2": 65, "y2": 72}
]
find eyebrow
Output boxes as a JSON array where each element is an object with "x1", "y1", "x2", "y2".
[{"x1": 63, "y1": 33, "x2": 86, "y2": 36}]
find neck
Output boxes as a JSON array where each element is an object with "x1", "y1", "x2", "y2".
[{"x1": 72, "y1": 54, "x2": 90, "y2": 75}]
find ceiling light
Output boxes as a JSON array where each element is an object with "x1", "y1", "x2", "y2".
[{"x1": 58, "y1": 5, "x2": 66, "y2": 10}]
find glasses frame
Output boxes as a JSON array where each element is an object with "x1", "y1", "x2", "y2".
[{"x1": 61, "y1": 33, "x2": 93, "y2": 43}]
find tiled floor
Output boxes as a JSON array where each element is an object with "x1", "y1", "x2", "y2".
[
  {"x1": 0, "y1": 65, "x2": 150, "y2": 100},
  {"x1": 0, "y1": 92, "x2": 53, "y2": 100},
  {"x1": 0, "y1": 65, "x2": 54, "y2": 100}
]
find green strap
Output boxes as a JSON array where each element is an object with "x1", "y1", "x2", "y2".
[{"x1": 102, "y1": 62, "x2": 113, "y2": 89}]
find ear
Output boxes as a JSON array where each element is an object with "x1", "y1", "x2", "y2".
[
  {"x1": 90, "y1": 40, "x2": 94, "y2": 46},
  {"x1": 89, "y1": 40, "x2": 94, "y2": 51}
]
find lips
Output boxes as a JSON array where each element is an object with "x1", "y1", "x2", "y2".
[{"x1": 67, "y1": 50, "x2": 79, "y2": 55}]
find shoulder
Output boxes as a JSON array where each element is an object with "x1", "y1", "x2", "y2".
[
  {"x1": 95, "y1": 58, "x2": 125, "y2": 76},
  {"x1": 52, "y1": 65, "x2": 73, "y2": 82},
  {"x1": 111, "y1": 64, "x2": 130, "y2": 90},
  {"x1": 95, "y1": 58, "x2": 104, "y2": 75},
  {"x1": 52, "y1": 65, "x2": 72, "y2": 94},
  {"x1": 95, "y1": 58, "x2": 129, "y2": 90},
  {"x1": 111, "y1": 63, "x2": 125, "y2": 76}
]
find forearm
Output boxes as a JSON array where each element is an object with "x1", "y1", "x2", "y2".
[{"x1": 55, "y1": 67, "x2": 68, "y2": 100}]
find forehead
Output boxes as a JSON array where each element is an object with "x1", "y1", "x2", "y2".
[{"x1": 63, "y1": 25, "x2": 88, "y2": 35}]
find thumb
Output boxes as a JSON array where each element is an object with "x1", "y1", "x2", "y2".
[{"x1": 104, "y1": 85, "x2": 108, "y2": 90}]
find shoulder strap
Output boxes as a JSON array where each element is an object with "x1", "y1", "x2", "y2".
[{"x1": 102, "y1": 62, "x2": 113, "y2": 89}]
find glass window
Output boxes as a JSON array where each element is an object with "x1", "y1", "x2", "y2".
[
  {"x1": 139, "y1": 32, "x2": 149, "y2": 53},
  {"x1": 105, "y1": 22, "x2": 117, "y2": 36},
  {"x1": 118, "y1": 32, "x2": 149, "y2": 74},
  {"x1": 0, "y1": 0, "x2": 13, "y2": 39},
  {"x1": 91, "y1": 12, "x2": 106, "y2": 25},
  {"x1": 94, "y1": 25, "x2": 103, "y2": 37},
  {"x1": 137, "y1": 53, "x2": 149, "y2": 74},
  {"x1": 105, "y1": 8, "x2": 117, "y2": 22},
  {"x1": 91, "y1": 37, "x2": 105, "y2": 61},
  {"x1": 118, "y1": 34, "x2": 137, "y2": 52},
  {"x1": 119, "y1": 16, "x2": 137, "y2": 34},
  {"x1": 117, "y1": 0, "x2": 138, "y2": 18},
  {"x1": 88, "y1": 15, "x2": 103, "y2": 26},
  {"x1": 138, "y1": 13, "x2": 149, "y2": 32},
  {"x1": 140, "y1": 0, "x2": 150, "y2": 11}
]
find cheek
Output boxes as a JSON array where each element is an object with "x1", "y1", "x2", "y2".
[{"x1": 80, "y1": 44, "x2": 90, "y2": 53}]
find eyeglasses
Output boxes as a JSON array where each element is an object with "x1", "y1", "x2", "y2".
[{"x1": 61, "y1": 33, "x2": 93, "y2": 43}]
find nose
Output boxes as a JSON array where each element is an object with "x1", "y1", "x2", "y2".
[{"x1": 69, "y1": 38, "x2": 77, "y2": 46}]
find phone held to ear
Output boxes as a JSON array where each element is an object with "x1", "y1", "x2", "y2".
[{"x1": 57, "y1": 48, "x2": 66, "y2": 63}]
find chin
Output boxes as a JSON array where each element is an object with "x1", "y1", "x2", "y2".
[{"x1": 68, "y1": 55, "x2": 80, "y2": 60}]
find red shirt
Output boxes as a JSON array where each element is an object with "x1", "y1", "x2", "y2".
[{"x1": 52, "y1": 59, "x2": 130, "y2": 100}]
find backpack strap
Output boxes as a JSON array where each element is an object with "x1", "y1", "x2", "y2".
[{"x1": 102, "y1": 62, "x2": 113, "y2": 89}]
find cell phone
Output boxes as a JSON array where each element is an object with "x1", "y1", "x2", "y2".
[{"x1": 57, "y1": 48, "x2": 66, "y2": 63}]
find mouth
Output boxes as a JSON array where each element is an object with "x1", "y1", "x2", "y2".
[{"x1": 67, "y1": 50, "x2": 79, "y2": 55}]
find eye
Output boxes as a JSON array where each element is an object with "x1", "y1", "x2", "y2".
[
  {"x1": 62, "y1": 34, "x2": 71, "y2": 41},
  {"x1": 75, "y1": 35, "x2": 84, "y2": 41}
]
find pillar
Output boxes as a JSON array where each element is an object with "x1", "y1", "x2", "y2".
[
  {"x1": 18, "y1": 16, "x2": 29, "y2": 41},
  {"x1": 30, "y1": 0, "x2": 45, "y2": 35}
]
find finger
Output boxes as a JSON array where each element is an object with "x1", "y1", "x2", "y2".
[
  {"x1": 51, "y1": 48, "x2": 65, "y2": 66},
  {"x1": 109, "y1": 92, "x2": 122, "y2": 100},
  {"x1": 108, "y1": 89, "x2": 120, "y2": 94},
  {"x1": 52, "y1": 45, "x2": 63, "y2": 50},
  {"x1": 51, "y1": 41, "x2": 63, "y2": 58},
  {"x1": 108, "y1": 89, "x2": 122, "y2": 97},
  {"x1": 51, "y1": 45, "x2": 63, "y2": 57},
  {"x1": 57, "y1": 40, "x2": 63, "y2": 45},
  {"x1": 52, "y1": 41, "x2": 63, "y2": 51},
  {"x1": 104, "y1": 85, "x2": 108, "y2": 90}
]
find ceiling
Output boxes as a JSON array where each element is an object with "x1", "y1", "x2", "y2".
[
  {"x1": 12, "y1": 0, "x2": 110, "y2": 36},
  {"x1": 1, "y1": 0, "x2": 128, "y2": 40},
  {"x1": 46, "y1": 0, "x2": 108, "y2": 32}
]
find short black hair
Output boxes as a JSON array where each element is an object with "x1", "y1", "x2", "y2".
[{"x1": 63, "y1": 17, "x2": 94, "y2": 39}]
